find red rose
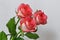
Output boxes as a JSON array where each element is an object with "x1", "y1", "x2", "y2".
[
  {"x1": 20, "y1": 17, "x2": 36, "y2": 32},
  {"x1": 34, "y1": 10, "x2": 47, "y2": 25},
  {"x1": 17, "y1": 3, "x2": 32, "y2": 18}
]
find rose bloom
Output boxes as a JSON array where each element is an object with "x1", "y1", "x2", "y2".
[
  {"x1": 20, "y1": 17, "x2": 36, "y2": 32},
  {"x1": 17, "y1": 3, "x2": 32, "y2": 18},
  {"x1": 34, "y1": 10, "x2": 47, "y2": 25}
]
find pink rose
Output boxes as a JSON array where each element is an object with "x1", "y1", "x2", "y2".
[
  {"x1": 34, "y1": 10, "x2": 47, "y2": 25},
  {"x1": 17, "y1": 3, "x2": 32, "y2": 18},
  {"x1": 20, "y1": 17, "x2": 36, "y2": 32}
]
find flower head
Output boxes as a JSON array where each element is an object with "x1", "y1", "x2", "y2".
[
  {"x1": 20, "y1": 17, "x2": 36, "y2": 32},
  {"x1": 17, "y1": 3, "x2": 32, "y2": 18},
  {"x1": 34, "y1": 10, "x2": 47, "y2": 25}
]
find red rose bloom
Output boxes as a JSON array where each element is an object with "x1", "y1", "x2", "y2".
[
  {"x1": 17, "y1": 3, "x2": 32, "y2": 18},
  {"x1": 34, "y1": 10, "x2": 47, "y2": 25},
  {"x1": 20, "y1": 17, "x2": 36, "y2": 32}
]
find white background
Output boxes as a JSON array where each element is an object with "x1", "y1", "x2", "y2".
[{"x1": 0, "y1": 0, "x2": 60, "y2": 40}]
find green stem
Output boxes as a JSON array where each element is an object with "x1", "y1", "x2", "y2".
[
  {"x1": 16, "y1": 18, "x2": 24, "y2": 37},
  {"x1": 17, "y1": 28, "x2": 24, "y2": 37},
  {"x1": 20, "y1": 28, "x2": 24, "y2": 37},
  {"x1": 16, "y1": 18, "x2": 20, "y2": 26},
  {"x1": 7, "y1": 34, "x2": 11, "y2": 36}
]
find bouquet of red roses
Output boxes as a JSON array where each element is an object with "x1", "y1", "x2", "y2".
[{"x1": 0, "y1": 3, "x2": 47, "y2": 40}]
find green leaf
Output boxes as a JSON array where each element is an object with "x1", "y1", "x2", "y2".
[
  {"x1": 6, "y1": 17, "x2": 16, "y2": 36},
  {"x1": 25, "y1": 32, "x2": 39, "y2": 39},
  {"x1": 0, "y1": 31, "x2": 7, "y2": 40},
  {"x1": 16, "y1": 37, "x2": 24, "y2": 40}
]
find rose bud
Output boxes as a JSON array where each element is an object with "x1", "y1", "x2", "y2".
[
  {"x1": 20, "y1": 17, "x2": 36, "y2": 32},
  {"x1": 33, "y1": 10, "x2": 47, "y2": 25},
  {"x1": 17, "y1": 3, "x2": 32, "y2": 18}
]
